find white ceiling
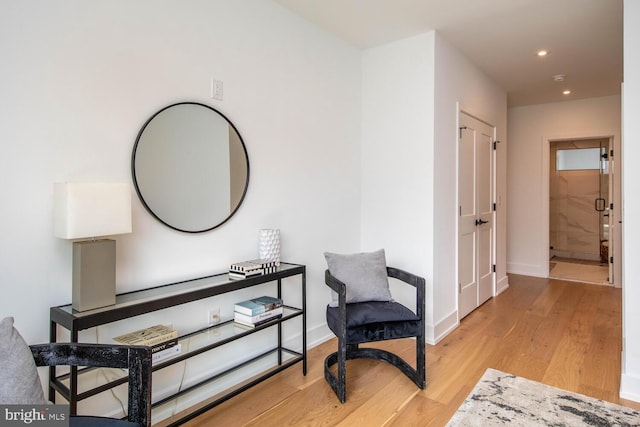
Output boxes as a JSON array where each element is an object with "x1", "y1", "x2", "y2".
[{"x1": 273, "y1": 0, "x2": 623, "y2": 107}]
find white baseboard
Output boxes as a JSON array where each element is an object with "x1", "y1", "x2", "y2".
[
  {"x1": 283, "y1": 323, "x2": 333, "y2": 351},
  {"x1": 620, "y1": 350, "x2": 640, "y2": 402},
  {"x1": 306, "y1": 323, "x2": 334, "y2": 349},
  {"x1": 496, "y1": 275, "x2": 510, "y2": 295},
  {"x1": 620, "y1": 373, "x2": 640, "y2": 402},
  {"x1": 507, "y1": 262, "x2": 547, "y2": 278},
  {"x1": 425, "y1": 275, "x2": 510, "y2": 345},
  {"x1": 428, "y1": 310, "x2": 459, "y2": 345}
]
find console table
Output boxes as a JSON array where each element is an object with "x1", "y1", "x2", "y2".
[{"x1": 49, "y1": 262, "x2": 306, "y2": 426}]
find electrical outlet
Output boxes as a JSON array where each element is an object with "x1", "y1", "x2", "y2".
[{"x1": 208, "y1": 307, "x2": 221, "y2": 326}]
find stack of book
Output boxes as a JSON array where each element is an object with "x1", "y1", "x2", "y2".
[
  {"x1": 114, "y1": 324, "x2": 181, "y2": 364},
  {"x1": 234, "y1": 296, "x2": 283, "y2": 328},
  {"x1": 229, "y1": 259, "x2": 278, "y2": 279}
]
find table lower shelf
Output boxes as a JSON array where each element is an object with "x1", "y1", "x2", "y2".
[
  {"x1": 153, "y1": 347, "x2": 303, "y2": 426},
  {"x1": 50, "y1": 309, "x2": 303, "y2": 400}
]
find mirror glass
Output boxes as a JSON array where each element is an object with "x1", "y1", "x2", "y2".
[{"x1": 132, "y1": 102, "x2": 249, "y2": 233}]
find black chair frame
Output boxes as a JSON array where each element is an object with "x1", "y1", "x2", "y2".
[
  {"x1": 324, "y1": 266, "x2": 426, "y2": 403},
  {"x1": 30, "y1": 343, "x2": 152, "y2": 427}
]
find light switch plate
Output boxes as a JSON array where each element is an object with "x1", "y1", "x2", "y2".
[{"x1": 211, "y1": 78, "x2": 223, "y2": 101}]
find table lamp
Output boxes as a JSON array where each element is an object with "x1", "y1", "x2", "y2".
[{"x1": 54, "y1": 182, "x2": 132, "y2": 311}]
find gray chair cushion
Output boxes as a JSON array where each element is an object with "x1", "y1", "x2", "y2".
[
  {"x1": 0, "y1": 317, "x2": 47, "y2": 404},
  {"x1": 326, "y1": 301, "x2": 421, "y2": 344},
  {"x1": 324, "y1": 249, "x2": 393, "y2": 307}
]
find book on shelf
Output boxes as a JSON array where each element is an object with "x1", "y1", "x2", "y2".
[
  {"x1": 234, "y1": 314, "x2": 282, "y2": 329},
  {"x1": 234, "y1": 306, "x2": 283, "y2": 324},
  {"x1": 113, "y1": 324, "x2": 178, "y2": 347},
  {"x1": 152, "y1": 343, "x2": 182, "y2": 364},
  {"x1": 247, "y1": 259, "x2": 278, "y2": 274},
  {"x1": 228, "y1": 259, "x2": 278, "y2": 278},
  {"x1": 229, "y1": 260, "x2": 263, "y2": 273},
  {"x1": 234, "y1": 296, "x2": 283, "y2": 316},
  {"x1": 229, "y1": 270, "x2": 264, "y2": 280},
  {"x1": 150, "y1": 338, "x2": 179, "y2": 353}
]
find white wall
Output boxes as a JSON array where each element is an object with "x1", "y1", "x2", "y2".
[
  {"x1": 0, "y1": 0, "x2": 361, "y2": 393},
  {"x1": 360, "y1": 32, "x2": 507, "y2": 344},
  {"x1": 432, "y1": 33, "x2": 508, "y2": 341},
  {"x1": 360, "y1": 32, "x2": 436, "y2": 335},
  {"x1": 507, "y1": 95, "x2": 621, "y2": 281},
  {"x1": 621, "y1": 0, "x2": 640, "y2": 402}
]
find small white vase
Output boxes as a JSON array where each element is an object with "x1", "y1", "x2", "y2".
[{"x1": 259, "y1": 229, "x2": 280, "y2": 266}]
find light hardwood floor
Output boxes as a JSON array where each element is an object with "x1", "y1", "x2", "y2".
[{"x1": 183, "y1": 274, "x2": 640, "y2": 426}]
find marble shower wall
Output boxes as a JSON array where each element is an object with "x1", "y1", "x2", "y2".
[{"x1": 550, "y1": 140, "x2": 607, "y2": 260}]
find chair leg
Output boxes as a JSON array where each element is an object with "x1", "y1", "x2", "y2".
[
  {"x1": 324, "y1": 352, "x2": 344, "y2": 403},
  {"x1": 325, "y1": 340, "x2": 425, "y2": 403},
  {"x1": 325, "y1": 338, "x2": 349, "y2": 402},
  {"x1": 355, "y1": 347, "x2": 425, "y2": 389},
  {"x1": 416, "y1": 333, "x2": 426, "y2": 389}
]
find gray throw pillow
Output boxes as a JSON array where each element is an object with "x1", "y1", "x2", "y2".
[
  {"x1": 325, "y1": 249, "x2": 393, "y2": 307},
  {"x1": 0, "y1": 317, "x2": 47, "y2": 404}
]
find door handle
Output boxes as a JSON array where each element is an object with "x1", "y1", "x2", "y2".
[
  {"x1": 595, "y1": 198, "x2": 605, "y2": 212},
  {"x1": 475, "y1": 219, "x2": 488, "y2": 226}
]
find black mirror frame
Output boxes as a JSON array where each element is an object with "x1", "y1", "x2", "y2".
[{"x1": 131, "y1": 102, "x2": 250, "y2": 233}]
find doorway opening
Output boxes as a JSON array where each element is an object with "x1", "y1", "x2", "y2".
[{"x1": 548, "y1": 138, "x2": 611, "y2": 285}]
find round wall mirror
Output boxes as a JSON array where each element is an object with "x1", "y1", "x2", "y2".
[{"x1": 132, "y1": 102, "x2": 249, "y2": 233}]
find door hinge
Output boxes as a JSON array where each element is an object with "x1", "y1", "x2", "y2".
[
  {"x1": 610, "y1": 149, "x2": 614, "y2": 158},
  {"x1": 459, "y1": 126, "x2": 468, "y2": 139},
  {"x1": 493, "y1": 202, "x2": 497, "y2": 211},
  {"x1": 492, "y1": 264, "x2": 496, "y2": 273},
  {"x1": 459, "y1": 282, "x2": 462, "y2": 293},
  {"x1": 610, "y1": 203, "x2": 614, "y2": 210},
  {"x1": 610, "y1": 256, "x2": 614, "y2": 264}
]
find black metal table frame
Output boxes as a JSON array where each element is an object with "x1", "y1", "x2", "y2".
[{"x1": 49, "y1": 262, "x2": 306, "y2": 426}]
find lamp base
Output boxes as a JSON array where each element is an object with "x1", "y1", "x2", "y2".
[{"x1": 72, "y1": 239, "x2": 116, "y2": 311}]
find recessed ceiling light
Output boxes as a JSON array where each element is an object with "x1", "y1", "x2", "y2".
[
  {"x1": 553, "y1": 74, "x2": 566, "y2": 82},
  {"x1": 537, "y1": 50, "x2": 549, "y2": 57},
  {"x1": 563, "y1": 90, "x2": 571, "y2": 95}
]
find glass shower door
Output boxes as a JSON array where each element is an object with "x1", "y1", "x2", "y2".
[{"x1": 598, "y1": 143, "x2": 612, "y2": 281}]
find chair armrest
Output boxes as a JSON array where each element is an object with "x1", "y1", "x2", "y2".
[
  {"x1": 326, "y1": 267, "x2": 425, "y2": 307},
  {"x1": 325, "y1": 269, "x2": 347, "y2": 296},
  {"x1": 387, "y1": 267, "x2": 425, "y2": 289},
  {"x1": 31, "y1": 343, "x2": 152, "y2": 426},
  {"x1": 325, "y1": 270, "x2": 348, "y2": 333},
  {"x1": 387, "y1": 267, "x2": 425, "y2": 321},
  {"x1": 30, "y1": 343, "x2": 149, "y2": 368}
]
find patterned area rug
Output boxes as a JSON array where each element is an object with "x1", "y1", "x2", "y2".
[{"x1": 447, "y1": 368, "x2": 640, "y2": 426}]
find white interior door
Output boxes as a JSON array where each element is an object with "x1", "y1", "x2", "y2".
[{"x1": 458, "y1": 112, "x2": 495, "y2": 319}]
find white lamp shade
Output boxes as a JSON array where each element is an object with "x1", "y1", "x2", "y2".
[{"x1": 54, "y1": 182, "x2": 132, "y2": 239}]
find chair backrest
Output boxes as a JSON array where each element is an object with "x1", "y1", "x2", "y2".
[{"x1": 30, "y1": 343, "x2": 152, "y2": 427}]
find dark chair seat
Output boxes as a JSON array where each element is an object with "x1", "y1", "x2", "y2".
[
  {"x1": 326, "y1": 301, "x2": 422, "y2": 344},
  {"x1": 324, "y1": 266, "x2": 426, "y2": 402}
]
